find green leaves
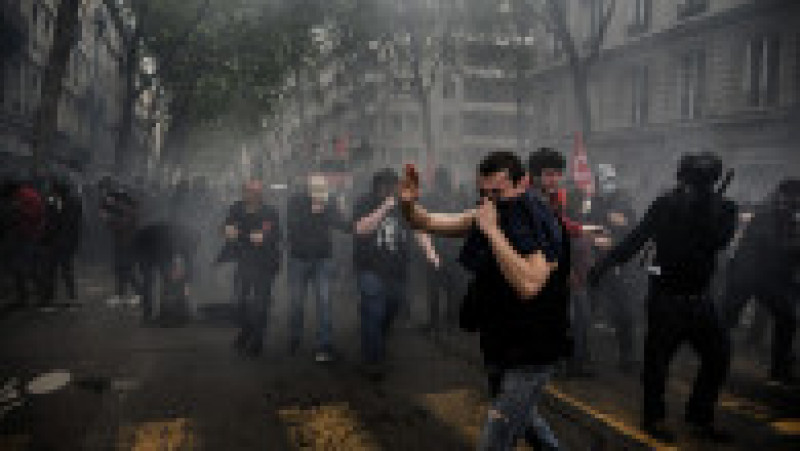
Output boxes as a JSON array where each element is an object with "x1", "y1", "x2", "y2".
[{"x1": 137, "y1": 0, "x2": 322, "y2": 134}]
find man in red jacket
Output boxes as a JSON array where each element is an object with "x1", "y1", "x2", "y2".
[
  {"x1": 529, "y1": 148, "x2": 595, "y2": 377},
  {"x1": 10, "y1": 180, "x2": 46, "y2": 306}
]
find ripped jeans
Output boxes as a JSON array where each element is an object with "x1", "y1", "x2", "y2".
[{"x1": 478, "y1": 365, "x2": 561, "y2": 451}]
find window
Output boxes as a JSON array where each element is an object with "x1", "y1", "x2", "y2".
[
  {"x1": 443, "y1": 75, "x2": 456, "y2": 99},
  {"x1": 631, "y1": 64, "x2": 649, "y2": 125},
  {"x1": 588, "y1": 0, "x2": 605, "y2": 40},
  {"x1": 677, "y1": 0, "x2": 708, "y2": 20},
  {"x1": 406, "y1": 112, "x2": 419, "y2": 132},
  {"x1": 461, "y1": 112, "x2": 516, "y2": 137},
  {"x1": 627, "y1": 0, "x2": 651, "y2": 35},
  {"x1": 678, "y1": 49, "x2": 705, "y2": 120},
  {"x1": 443, "y1": 115, "x2": 456, "y2": 135},
  {"x1": 742, "y1": 35, "x2": 780, "y2": 107},
  {"x1": 463, "y1": 78, "x2": 516, "y2": 103},
  {"x1": 391, "y1": 113, "x2": 403, "y2": 133}
]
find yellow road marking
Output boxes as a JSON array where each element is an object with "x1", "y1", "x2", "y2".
[
  {"x1": 673, "y1": 381, "x2": 772, "y2": 421},
  {"x1": 771, "y1": 419, "x2": 800, "y2": 436},
  {"x1": 277, "y1": 402, "x2": 379, "y2": 450},
  {"x1": 546, "y1": 386, "x2": 678, "y2": 450},
  {"x1": 118, "y1": 417, "x2": 197, "y2": 450},
  {"x1": 415, "y1": 388, "x2": 486, "y2": 444}
]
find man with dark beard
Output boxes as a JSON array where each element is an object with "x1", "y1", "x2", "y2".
[
  {"x1": 724, "y1": 178, "x2": 799, "y2": 383},
  {"x1": 589, "y1": 153, "x2": 737, "y2": 442}
]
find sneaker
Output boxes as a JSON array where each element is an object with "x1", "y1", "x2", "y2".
[{"x1": 127, "y1": 295, "x2": 141, "y2": 307}]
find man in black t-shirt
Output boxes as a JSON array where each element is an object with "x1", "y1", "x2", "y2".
[
  {"x1": 224, "y1": 180, "x2": 281, "y2": 357},
  {"x1": 286, "y1": 173, "x2": 350, "y2": 362},
  {"x1": 401, "y1": 153, "x2": 568, "y2": 450},
  {"x1": 353, "y1": 169, "x2": 436, "y2": 379}
]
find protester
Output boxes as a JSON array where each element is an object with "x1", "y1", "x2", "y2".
[
  {"x1": 353, "y1": 168, "x2": 436, "y2": 380},
  {"x1": 528, "y1": 148, "x2": 593, "y2": 378},
  {"x1": 42, "y1": 178, "x2": 83, "y2": 304},
  {"x1": 286, "y1": 173, "x2": 350, "y2": 363},
  {"x1": 401, "y1": 152, "x2": 570, "y2": 450},
  {"x1": 224, "y1": 180, "x2": 281, "y2": 357}
]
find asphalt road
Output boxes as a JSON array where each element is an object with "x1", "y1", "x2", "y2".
[{"x1": 0, "y1": 265, "x2": 797, "y2": 450}]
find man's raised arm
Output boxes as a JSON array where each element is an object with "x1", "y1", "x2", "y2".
[{"x1": 399, "y1": 168, "x2": 474, "y2": 237}]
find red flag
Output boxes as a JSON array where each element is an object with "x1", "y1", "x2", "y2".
[
  {"x1": 334, "y1": 133, "x2": 349, "y2": 158},
  {"x1": 571, "y1": 131, "x2": 594, "y2": 197}
]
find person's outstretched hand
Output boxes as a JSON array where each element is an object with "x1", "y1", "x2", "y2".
[{"x1": 399, "y1": 164, "x2": 420, "y2": 204}]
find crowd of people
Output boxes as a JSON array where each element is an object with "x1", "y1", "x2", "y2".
[{"x1": 0, "y1": 147, "x2": 797, "y2": 449}]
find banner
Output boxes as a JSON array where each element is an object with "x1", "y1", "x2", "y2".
[{"x1": 571, "y1": 131, "x2": 594, "y2": 196}]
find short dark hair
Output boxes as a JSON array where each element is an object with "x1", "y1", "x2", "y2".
[
  {"x1": 371, "y1": 168, "x2": 399, "y2": 193},
  {"x1": 478, "y1": 151, "x2": 525, "y2": 184},
  {"x1": 528, "y1": 147, "x2": 566, "y2": 177}
]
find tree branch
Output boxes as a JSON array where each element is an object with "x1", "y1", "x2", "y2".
[
  {"x1": 543, "y1": 0, "x2": 579, "y2": 67},
  {"x1": 587, "y1": 0, "x2": 616, "y2": 64}
]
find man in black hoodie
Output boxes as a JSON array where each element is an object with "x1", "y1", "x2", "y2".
[{"x1": 401, "y1": 152, "x2": 569, "y2": 450}]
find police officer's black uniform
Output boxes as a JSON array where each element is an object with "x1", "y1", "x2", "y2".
[
  {"x1": 724, "y1": 179, "x2": 799, "y2": 382},
  {"x1": 589, "y1": 153, "x2": 737, "y2": 439}
]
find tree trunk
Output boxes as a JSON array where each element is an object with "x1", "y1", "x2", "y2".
[
  {"x1": 116, "y1": 35, "x2": 139, "y2": 175},
  {"x1": 572, "y1": 63, "x2": 593, "y2": 141},
  {"x1": 30, "y1": 0, "x2": 81, "y2": 175}
]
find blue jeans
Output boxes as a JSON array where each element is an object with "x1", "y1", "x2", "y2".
[
  {"x1": 288, "y1": 257, "x2": 333, "y2": 351},
  {"x1": 479, "y1": 366, "x2": 561, "y2": 451},
  {"x1": 357, "y1": 270, "x2": 406, "y2": 364}
]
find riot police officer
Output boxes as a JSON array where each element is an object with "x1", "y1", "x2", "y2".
[
  {"x1": 724, "y1": 178, "x2": 799, "y2": 383},
  {"x1": 589, "y1": 153, "x2": 737, "y2": 442}
]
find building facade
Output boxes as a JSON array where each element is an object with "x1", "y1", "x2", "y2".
[
  {"x1": 0, "y1": 0, "x2": 156, "y2": 181},
  {"x1": 528, "y1": 0, "x2": 800, "y2": 204}
]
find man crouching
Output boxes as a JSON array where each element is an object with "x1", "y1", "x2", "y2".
[{"x1": 400, "y1": 151, "x2": 571, "y2": 450}]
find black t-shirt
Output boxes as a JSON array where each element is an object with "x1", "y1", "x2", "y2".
[
  {"x1": 287, "y1": 193, "x2": 349, "y2": 259},
  {"x1": 352, "y1": 194, "x2": 411, "y2": 280},
  {"x1": 224, "y1": 201, "x2": 281, "y2": 270},
  {"x1": 461, "y1": 191, "x2": 572, "y2": 368}
]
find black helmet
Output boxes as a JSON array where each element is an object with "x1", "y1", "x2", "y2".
[{"x1": 677, "y1": 152, "x2": 722, "y2": 187}]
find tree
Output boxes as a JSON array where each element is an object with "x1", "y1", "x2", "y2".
[
  {"x1": 30, "y1": 0, "x2": 82, "y2": 175},
  {"x1": 534, "y1": 0, "x2": 616, "y2": 140},
  {"x1": 131, "y1": 0, "x2": 323, "y2": 165}
]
